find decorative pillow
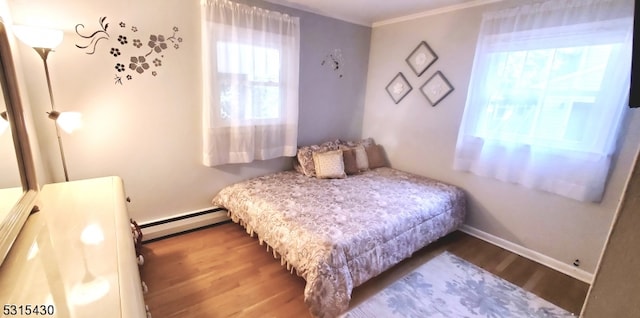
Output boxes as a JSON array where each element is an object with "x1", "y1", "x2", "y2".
[
  {"x1": 312, "y1": 150, "x2": 346, "y2": 179},
  {"x1": 297, "y1": 141, "x2": 342, "y2": 177},
  {"x1": 353, "y1": 145, "x2": 369, "y2": 171},
  {"x1": 343, "y1": 137, "x2": 376, "y2": 148},
  {"x1": 293, "y1": 156, "x2": 304, "y2": 174},
  {"x1": 320, "y1": 139, "x2": 342, "y2": 150},
  {"x1": 297, "y1": 146, "x2": 317, "y2": 176},
  {"x1": 366, "y1": 144, "x2": 387, "y2": 169},
  {"x1": 360, "y1": 137, "x2": 376, "y2": 148},
  {"x1": 342, "y1": 149, "x2": 360, "y2": 175}
]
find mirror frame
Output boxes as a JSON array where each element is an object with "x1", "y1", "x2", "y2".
[{"x1": 0, "y1": 19, "x2": 38, "y2": 265}]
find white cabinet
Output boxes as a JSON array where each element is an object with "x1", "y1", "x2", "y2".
[{"x1": 0, "y1": 177, "x2": 147, "y2": 317}]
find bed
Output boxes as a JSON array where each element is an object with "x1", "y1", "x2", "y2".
[{"x1": 211, "y1": 166, "x2": 466, "y2": 317}]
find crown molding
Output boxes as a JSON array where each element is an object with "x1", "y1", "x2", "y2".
[
  {"x1": 373, "y1": 0, "x2": 506, "y2": 28},
  {"x1": 262, "y1": 0, "x2": 371, "y2": 26}
]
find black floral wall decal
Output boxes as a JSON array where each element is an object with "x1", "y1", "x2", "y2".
[
  {"x1": 75, "y1": 16, "x2": 183, "y2": 85},
  {"x1": 75, "y1": 16, "x2": 110, "y2": 55}
]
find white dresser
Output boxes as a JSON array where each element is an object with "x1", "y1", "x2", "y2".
[{"x1": 0, "y1": 177, "x2": 147, "y2": 317}]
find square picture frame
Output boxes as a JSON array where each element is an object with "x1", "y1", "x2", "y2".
[
  {"x1": 385, "y1": 72, "x2": 412, "y2": 104},
  {"x1": 420, "y1": 71, "x2": 454, "y2": 107},
  {"x1": 405, "y1": 41, "x2": 438, "y2": 77}
]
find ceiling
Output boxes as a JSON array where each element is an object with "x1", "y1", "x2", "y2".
[{"x1": 263, "y1": 0, "x2": 489, "y2": 26}]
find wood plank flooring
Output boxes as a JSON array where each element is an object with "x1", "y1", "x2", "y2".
[{"x1": 140, "y1": 222, "x2": 589, "y2": 317}]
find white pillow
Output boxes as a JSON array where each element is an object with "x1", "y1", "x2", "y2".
[
  {"x1": 312, "y1": 150, "x2": 346, "y2": 179},
  {"x1": 353, "y1": 145, "x2": 369, "y2": 171}
]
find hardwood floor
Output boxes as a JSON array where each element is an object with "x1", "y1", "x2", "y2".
[{"x1": 140, "y1": 222, "x2": 589, "y2": 317}]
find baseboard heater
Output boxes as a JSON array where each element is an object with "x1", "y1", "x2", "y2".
[{"x1": 139, "y1": 207, "x2": 230, "y2": 243}]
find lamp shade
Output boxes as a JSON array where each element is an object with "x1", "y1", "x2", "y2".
[
  {"x1": 56, "y1": 111, "x2": 83, "y2": 133},
  {"x1": 13, "y1": 25, "x2": 63, "y2": 49},
  {"x1": 0, "y1": 112, "x2": 8, "y2": 135}
]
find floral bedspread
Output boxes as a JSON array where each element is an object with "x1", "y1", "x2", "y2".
[{"x1": 211, "y1": 167, "x2": 466, "y2": 318}]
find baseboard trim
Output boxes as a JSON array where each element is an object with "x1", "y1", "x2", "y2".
[
  {"x1": 460, "y1": 224, "x2": 594, "y2": 284},
  {"x1": 139, "y1": 207, "x2": 230, "y2": 242}
]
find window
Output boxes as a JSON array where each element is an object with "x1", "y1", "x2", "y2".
[
  {"x1": 201, "y1": 0, "x2": 300, "y2": 166},
  {"x1": 453, "y1": 0, "x2": 633, "y2": 202},
  {"x1": 217, "y1": 42, "x2": 281, "y2": 121},
  {"x1": 478, "y1": 43, "x2": 621, "y2": 151}
]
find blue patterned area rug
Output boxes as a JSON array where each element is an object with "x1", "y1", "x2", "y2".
[{"x1": 341, "y1": 252, "x2": 575, "y2": 318}]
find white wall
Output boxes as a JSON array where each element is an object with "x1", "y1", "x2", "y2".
[
  {"x1": 7, "y1": 0, "x2": 371, "y2": 223},
  {"x1": 362, "y1": 0, "x2": 640, "y2": 274}
]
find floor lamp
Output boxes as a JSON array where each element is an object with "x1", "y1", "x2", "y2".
[{"x1": 14, "y1": 25, "x2": 81, "y2": 182}]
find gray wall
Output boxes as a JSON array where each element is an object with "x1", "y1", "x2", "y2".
[
  {"x1": 362, "y1": 0, "x2": 640, "y2": 274},
  {"x1": 8, "y1": 0, "x2": 371, "y2": 223}
]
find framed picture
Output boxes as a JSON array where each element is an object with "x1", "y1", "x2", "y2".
[
  {"x1": 385, "y1": 72, "x2": 412, "y2": 104},
  {"x1": 405, "y1": 41, "x2": 438, "y2": 77},
  {"x1": 420, "y1": 71, "x2": 454, "y2": 106}
]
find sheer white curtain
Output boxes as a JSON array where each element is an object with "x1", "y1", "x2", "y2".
[
  {"x1": 453, "y1": 0, "x2": 633, "y2": 202},
  {"x1": 201, "y1": 0, "x2": 300, "y2": 166}
]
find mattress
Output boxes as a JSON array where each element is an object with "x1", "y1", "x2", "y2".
[{"x1": 211, "y1": 167, "x2": 466, "y2": 317}]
